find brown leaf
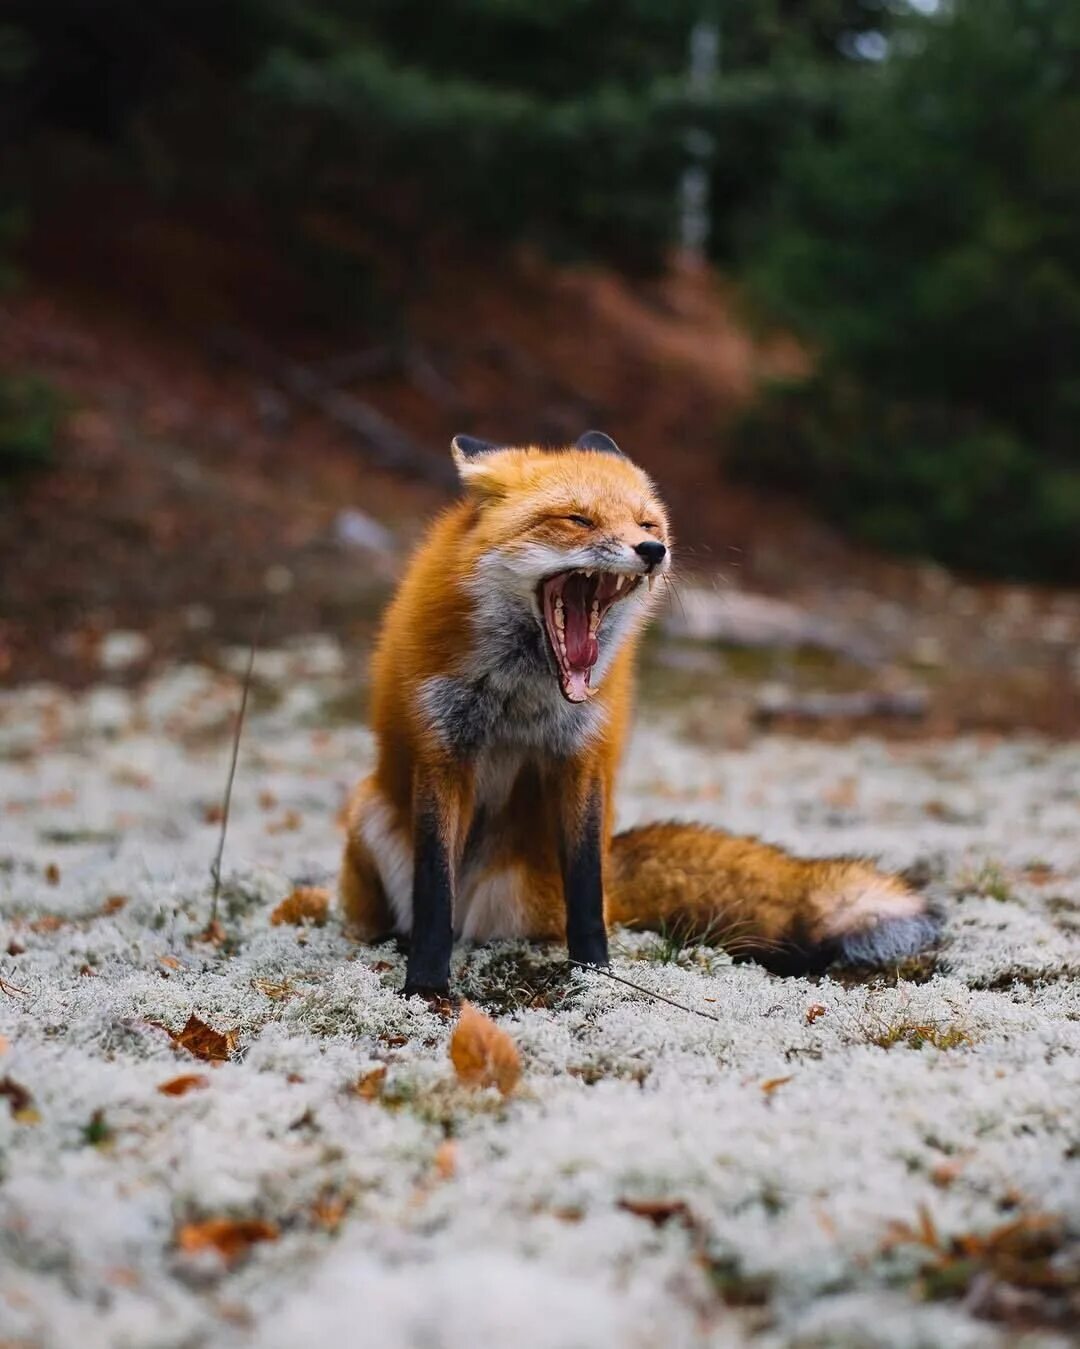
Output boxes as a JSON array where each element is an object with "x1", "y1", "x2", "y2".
[
  {"x1": 761, "y1": 1075, "x2": 794, "y2": 1095},
  {"x1": 805, "y1": 1004, "x2": 827, "y2": 1024},
  {"x1": 0, "y1": 1035, "x2": 9, "y2": 1055},
  {"x1": 251, "y1": 977, "x2": 293, "y2": 1001},
  {"x1": 30, "y1": 914, "x2": 65, "y2": 933},
  {"x1": 310, "y1": 1192, "x2": 349, "y2": 1231},
  {"x1": 176, "y1": 1217, "x2": 278, "y2": 1265},
  {"x1": 930, "y1": 1156, "x2": 968, "y2": 1189},
  {"x1": 0, "y1": 1075, "x2": 40, "y2": 1124},
  {"x1": 449, "y1": 1002, "x2": 521, "y2": 1096},
  {"x1": 270, "y1": 887, "x2": 330, "y2": 927},
  {"x1": 433, "y1": 1140, "x2": 457, "y2": 1180},
  {"x1": 168, "y1": 1014, "x2": 238, "y2": 1062},
  {"x1": 157, "y1": 1073, "x2": 210, "y2": 1097},
  {"x1": 354, "y1": 1065, "x2": 387, "y2": 1100},
  {"x1": 618, "y1": 1197, "x2": 692, "y2": 1227},
  {"x1": 159, "y1": 955, "x2": 182, "y2": 971},
  {"x1": 100, "y1": 895, "x2": 128, "y2": 915},
  {"x1": 267, "y1": 809, "x2": 302, "y2": 835},
  {"x1": 44, "y1": 862, "x2": 60, "y2": 886}
]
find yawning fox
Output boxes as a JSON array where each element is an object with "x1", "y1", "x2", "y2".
[{"x1": 341, "y1": 432, "x2": 937, "y2": 997}]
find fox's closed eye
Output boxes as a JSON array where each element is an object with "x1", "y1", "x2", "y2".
[
  {"x1": 640, "y1": 521, "x2": 658, "y2": 531},
  {"x1": 565, "y1": 514, "x2": 594, "y2": 528}
]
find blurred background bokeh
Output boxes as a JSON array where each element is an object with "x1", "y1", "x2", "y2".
[{"x1": 2, "y1": 0, "x2": 1079, "y2": 736}]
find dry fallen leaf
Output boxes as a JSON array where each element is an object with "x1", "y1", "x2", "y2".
[
  {"x1": 618, "y1": 1197, "x2": 693, "y2": 1227},
  {"x1": 270, "y1": 887, "x2": 330, "y2": 927},
  {"x1": 30, "y1": 914, "x2": 65, "y2": 933},
  {"x1": 0, "y1": 1035, "x2": 9, "y2": 1055},
  {"x1": 176, "y1": 1217, "x2": 278, "y2": 1265},
  {"x1": 761, "y1": 1075, "x2": 794, "y2": 1095},
  {"x1": 167, "y1": 1014, "x2": 238, "y2": 1062},
  {"x1": 354, "y1": 1066, "x2": 387, "y2": 1100},
  {"x1": 251, "y1": 977, "x2": 293, "y2": 1001},
  {"x1": 310, "y1": 1192, "x2": 349, "y2": 1231},
  {"x1": 196, "y1": 920, "x2": 227, "y2": 946},
  {"x1": 449, "y1": 1002, "x2": 521, "y2": 1096},
  {"x1": 100, "y1": 895, "x2": 128, "y2": 915},
  {"x1": 157, "y1": 1073, "x2": 210, "y2": 1097},
  {"x1": 44, "y1": 863, "x2": 60, "y2": 886},
  {"x1": 0, "y1": 1075, "x2": 41, "y2": 1124},
  {"x1": 267, "y1": 809, "x2": 302, "y2": 835},
  {"x1": 930, "y1": 1157, "x2": 968, "y2": 1189},
  {"x1": 433, "y1": 1140, "x2": 457, "y2": 1180},
  {"x1": 806, "y1": 1004, "x2": 827, "y2": 1024}
]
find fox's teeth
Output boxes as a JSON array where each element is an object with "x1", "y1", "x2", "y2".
[
  {"x1": 583, "y1": 569, "x2": 593, "y2": 579},
  {"x1": 614, "y1": 576, "x2": 624, "y2": 592},
  {"x1": 555, "y1": 606, "x2": 565, "y2": 631}
]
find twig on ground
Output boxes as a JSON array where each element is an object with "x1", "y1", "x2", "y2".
[
  {"x1": 207, "y1": 611, "x2": 264, "y2": 933},
  {"x1": 568, "y1": 959, "x2": 725, "y2": 1025}
]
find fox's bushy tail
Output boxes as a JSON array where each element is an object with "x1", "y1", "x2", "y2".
[{"x1": 608, "y1": 822, "x2": 938, "y2": 974}]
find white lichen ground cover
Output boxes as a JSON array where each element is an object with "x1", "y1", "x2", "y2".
[{"x1": 1, "y1": 647, "x2": 1078, "y2": 1349}]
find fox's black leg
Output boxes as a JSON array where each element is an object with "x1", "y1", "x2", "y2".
[
  {"x1": 560, "y1": 785, "x2": 609, "y2": 967},
  {"x1": 403, "y1": 802, "x2": 456, "y2": 999}
]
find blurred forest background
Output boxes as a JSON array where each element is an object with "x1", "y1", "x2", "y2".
[{"x1": 2, "y1": 0, "x2": 1079, "y2": 733}]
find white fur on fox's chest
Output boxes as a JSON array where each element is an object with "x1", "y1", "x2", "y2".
[{"x1": 357, "y1": 752, "x2": 535, "y2": 941}]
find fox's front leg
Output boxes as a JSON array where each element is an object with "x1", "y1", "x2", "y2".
[
  {"x1": 403, "y1": 767, "x2": 473, "y2": 999},
  {"x1": 559, "y1": 778, "x2": 609, "y2": 967}
]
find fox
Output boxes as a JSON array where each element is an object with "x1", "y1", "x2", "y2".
[{"x1": 340, "y1": 432, "x2": 938, "y2": 998}]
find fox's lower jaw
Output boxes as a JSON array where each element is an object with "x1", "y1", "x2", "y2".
[{"x1": 538, "y1": 568, "x2": 644, "y2": 702}]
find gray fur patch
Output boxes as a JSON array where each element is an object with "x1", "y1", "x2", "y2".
[{"x1": 836, "y1": 912, "x2": 941, "y2": 966}]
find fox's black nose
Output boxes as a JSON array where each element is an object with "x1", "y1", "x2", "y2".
[{"x1": 635, "y1": 540, "x2": 667, "y2": 569}]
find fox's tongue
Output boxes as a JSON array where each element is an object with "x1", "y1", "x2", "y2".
[{"x1": 563, "y1": 597, "x2": 598, "y2": 701}]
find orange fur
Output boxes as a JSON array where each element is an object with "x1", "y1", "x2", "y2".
[{"x1": 341, "y1": 438, "x2": 937, "y2": 979}]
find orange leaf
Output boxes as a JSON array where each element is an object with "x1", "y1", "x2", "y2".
[
  {"x1": 354, "y1": 1066, "x2": 387, "y2": 1100},
  {"x1": 449, "y1": 1002, "x2": 521, "y2": 1096},
  {"x1": 157, "y1": 1074, "x2": 210, "y2": 1097},
  {"x1": 0, "y1": 1035, "x2": 9, "y2": 1055},
  {"x1": 433, "y1": 1140, "x2": 457, "y2": 1180},
  {"x1": 761, "y1": 1075, "x2": 794, "y2": 1095},
  {"x1": 805, "y1": 1004, "x2": 827, "y2": 1024},
  {"x1": 176, "y1": 1217, "x2": 278, "y2": 1265},
  {"x1": 100, "y1": 895, "x2": 128, "y2": 915},
  {"x1": 30, "y1": 914, "x2": 65, "y2": 933},
  {"x1": 310, "y1": 1192, "x2": 349, "y2": 1231},
  {"x1": 169, "y1": 1014, "x2": 238, "y2": 1062},
  {"x1": 270, "y1": 887, "x2": 330, "y2": 927},
  {"x1": 44, "y1": 863, "x2": 60, "y2": 886}
]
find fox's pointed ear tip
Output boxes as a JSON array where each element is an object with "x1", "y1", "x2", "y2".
[
  {"x1": 451, "y1": 434, "x2": 498, "y2": 461},
  {"x1": 575, "y1": 430, "x2": 624, "y2": 458}
]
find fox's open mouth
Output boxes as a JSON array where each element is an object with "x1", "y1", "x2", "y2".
[{"x1": 539, "y1": 570, "x2": 642, "y2": 703}]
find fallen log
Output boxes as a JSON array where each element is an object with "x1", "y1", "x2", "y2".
[{"x1": 214, "y1": 330, "x2": 459, "y2": 488}]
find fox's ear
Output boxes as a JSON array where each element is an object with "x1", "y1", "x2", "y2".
[
  {"x1": 575, "y1": 430, "x2": 625, "y2": 458},
  {"x1": 451, "y1": 434, "x2": 509, "y2": 491}
]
